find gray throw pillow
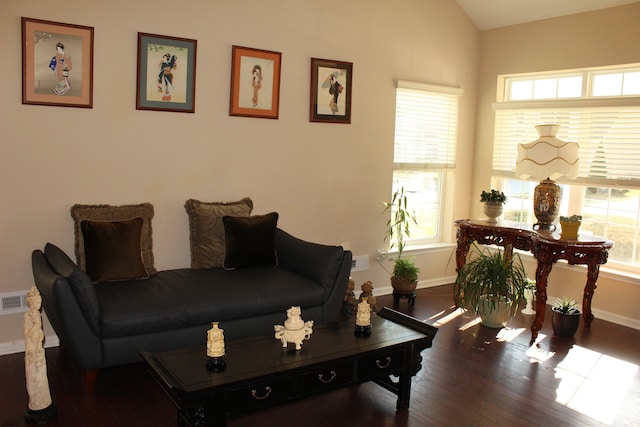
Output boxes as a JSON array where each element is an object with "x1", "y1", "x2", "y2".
[{"x1": 184, "y1": 197, "x2": 253, "y2": 268}]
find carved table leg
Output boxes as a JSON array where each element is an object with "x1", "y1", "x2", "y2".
[
  {"x1": 530, "y1": 260, "x2": 553, "y2": 345},
  {"x1": 582, "y1": 263, "x2": 600, "y2": 327},
  {"x1": 454, "y1": 231, "x2": 471, "y2": 307}
]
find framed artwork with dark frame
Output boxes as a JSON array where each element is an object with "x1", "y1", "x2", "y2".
[
  {"x1": 309, "y1": 58, "x2": 352, "y2": 124},
  {"x1": 136, "y1": 32, "x2": 197, "y2": 113},
  {"x1": 229, "y1": 45, "x2": 281, "y2": 119},
  {"x1": 22, "y1": 17, "x2": 94, "y2": 108}
]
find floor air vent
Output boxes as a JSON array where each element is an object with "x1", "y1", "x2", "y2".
[{"x1": 0, "y1": 290, "x2": 29, "y2": 315}]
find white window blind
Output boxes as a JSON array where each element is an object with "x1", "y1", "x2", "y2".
[
  {"x1": 394, "y1": 81, "x2": 461, "y2": 170},
  {"x1": 493, "y1": 105, "x2": 640, "y2": 188}
]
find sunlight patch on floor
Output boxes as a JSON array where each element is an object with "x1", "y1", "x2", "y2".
[
  {"x1": 554, "y1": 345, "x2": 638, "y2": 425},
  {"x1": 459, "y1": 316, "x2": 481, "y2": 331},
  {"x1": 425, "y1": 306, "x2": 464, "y2": 327},
  {"x1": 496, "y1": 327, "x2": 525, "y2": 342},
  {"x1": 525, "y1": 335, "x2": 556, "y2": 363}
]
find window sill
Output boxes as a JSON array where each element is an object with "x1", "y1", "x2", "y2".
[{"x1": 386, "y1": 242, "x2": 456, "y2": 259}]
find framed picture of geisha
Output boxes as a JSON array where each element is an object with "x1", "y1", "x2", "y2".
[
  {"x1": 22, "y1": 17, "x2": 94, "y2": 108},
  {"x1": 229, "y1": 45, "x2": 282, "y2": 119},
  {"x1": 136, "y1": 33, "x2": 197, "y2": 113},
  {"x1": 309, "y1": 58, "x2": 352, "y2": 124}
]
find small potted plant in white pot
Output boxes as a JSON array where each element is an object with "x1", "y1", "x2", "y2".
[
  {"x1": 559, "y1": 214, "x2": 582, "y2": 239},
  {"x1": 480, "y1": 189, "x2": 507, "y2": 223},
  {"x1": 551, "y1": 297, "x2": 581, "y2": 338}
]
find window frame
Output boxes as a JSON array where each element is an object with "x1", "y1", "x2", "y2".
[
  {"x1": 493, "y1": 64, "x2": 640, "y2": 274},
  {"x1": 391, "y1": 80, "x2": 462, "y2": 247}
]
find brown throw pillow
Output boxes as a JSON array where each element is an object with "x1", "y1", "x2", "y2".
[
  {"x1": 184, "y1": 197, "x2": 253, "y2": 269},
  {"x1": 223, "y1": 212, "x2": 279, "y2": 269},
  {"x1": 81, "y1": 218, "x2": 149, "y2": 282},
  {"x1": 71, "y1": 203, "x2": 156, "y2": 274}
]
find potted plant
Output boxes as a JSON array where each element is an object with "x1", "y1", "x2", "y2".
[
  {"x1": 480, "y1": 189, "x2": 507, "y2": 223},
  {"x1": 382, "y1": 187, "x2": 420, "y2": 297},
  {"x1": 453, "y1": 243, "x2": 527, "y2": 328},
  {"x1": 559, "y1": 214, "x2": 582, "y2": 239},
  {"x1": 551, "y1": 297, "x2": 581, "y2": 338}
]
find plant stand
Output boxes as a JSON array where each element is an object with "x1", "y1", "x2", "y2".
[
  {"x1": 393, "y1": 290, "x2": 416, "y2": 306},
  {"x1": 522, "y1": 288, "x2": 535, "y2": 315}
]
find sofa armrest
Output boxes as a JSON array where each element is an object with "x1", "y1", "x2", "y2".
[
  {"x1": 275, "y1": 229, "x2": 352, "y2": 321},
  {"x1": 32, "y1": 249, "x2": 103, "y2": 370}
]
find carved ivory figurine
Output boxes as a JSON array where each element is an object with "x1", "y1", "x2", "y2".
[
  {"x1": 207, "y1": 322, "x2": 225, "y2": 357},
  {"x1": 354, "y1": 297, "x2": 372, "y2": 337},
  {"x1": 274, "y1": 306, "x2": 314, "y2": 350},
  {"x1": 206, "y1": 322, "x2": 227, "y2": 371},
  {"x1": 356, "y1": 297, "x2": 372, "y2": 327},
  {"x1": 23, "y1": 286, "x2": 56, "y2": 423}
]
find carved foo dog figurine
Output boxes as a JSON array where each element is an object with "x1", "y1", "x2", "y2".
[{"x1": 274, "y1": 306, "x2": 314, "y2": 350}]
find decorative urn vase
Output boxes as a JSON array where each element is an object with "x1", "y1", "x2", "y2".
[{"x1": 274, "y1": 306, "x2": 314, "y2": 351}]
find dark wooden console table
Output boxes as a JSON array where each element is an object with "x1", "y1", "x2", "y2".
[
  {"x1": 142, "y1": 307, "x2": 437, "y2": 427},
  {"x1": 454, "y1": 219, "x2": 613, "y2": 344}
]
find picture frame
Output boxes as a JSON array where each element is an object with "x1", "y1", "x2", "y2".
[
  {"x1": 309, "y1": 58, "x2": 353, "y2": 124},
  {"x1": 229, "y1": 45, "x2": 281, "y2": 119},
  {"x1": 22, "y1": 17, "x2": 94, "y2": 108},
  {"x1": 136, "y1": 32, "x2": 197, "y2": 113}
]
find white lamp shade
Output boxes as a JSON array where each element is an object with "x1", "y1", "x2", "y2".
[{"x1": 515, "y1": 124, "x2": 579, "y2": 181}]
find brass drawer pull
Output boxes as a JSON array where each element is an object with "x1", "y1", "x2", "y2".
[
  {"x1": 318, "y1": 370, "x2": 337, "y2": 383},
  {"x1": 251, "y1": 386, "x2": 272, "y2": 400},
  {"x1": 376, "y1": 357, "x2": 391, "y2": 369}
]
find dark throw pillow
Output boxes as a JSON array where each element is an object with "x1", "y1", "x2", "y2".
[
  {"x1": 223, "y1": 212, "x2": 279, "y2": 269},
  {"x1": 81, "y1": 217, "x2": 149, "y2": 282},
  {"x1": 71, "y1": 203, "x2": 156, "y2": 275}
]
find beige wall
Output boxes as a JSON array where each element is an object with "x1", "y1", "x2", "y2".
[
  {"x1": 0, "y1": 0, "x2": 479, "y2": 348},
  {"x1": 474, "y1": 4, "x2": 640, "y2": 327}
]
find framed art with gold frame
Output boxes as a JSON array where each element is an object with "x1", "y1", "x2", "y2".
[
  {"x1": 22, "y1": 17, "x2": 94, "y2": 108},
  {"x1": 229, "y1": 45, "x2": 281, "y2": 119}
]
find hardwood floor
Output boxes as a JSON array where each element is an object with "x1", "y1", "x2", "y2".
[{"x1": 2, "y1": 284, "x2": 639, "y2": 426}]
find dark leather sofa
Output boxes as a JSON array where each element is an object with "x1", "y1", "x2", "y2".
[{"x1": 32, "y1": 228, "x2": 352, "y2": 391}]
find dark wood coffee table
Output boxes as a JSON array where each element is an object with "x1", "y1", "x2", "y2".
[{"x1": 141, "y1": 307, "x2": 438, "y2": 427}]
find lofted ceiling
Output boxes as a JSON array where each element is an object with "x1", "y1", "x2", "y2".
[{"x1": 456, "y1": 0, "x2": 640, "y2": 30}]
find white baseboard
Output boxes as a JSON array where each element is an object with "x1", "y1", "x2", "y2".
[{"x1": 0, "y1": 334, "x2": 59, "y2": 357}]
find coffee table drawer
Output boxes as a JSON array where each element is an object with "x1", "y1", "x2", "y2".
[
  {"x1": 297, "y1": 362, "x2": 353, "y2": 395},
  {"x1": 226, "y1": 376, "x2": 293, "y2": 413},
  {"x1": 357, "y1": 349, "x2": 405, "y2": 380}
]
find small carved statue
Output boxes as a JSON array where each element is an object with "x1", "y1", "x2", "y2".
[
  {"x1": 206, "y1": 322, "x2": 227, "y2": 371},
  {"x1": 354, "y1": 297, "x2": 372, "y2": 337},
  {"x1": 356, "y1": 298, "x2": 372, "y2": 327},
  {"x1": 207, "y1": 322, "x2": 225, "y2": 357},
  {"x1": 359, "y1": 281, "x2": 378, "y2": 313},
  {"x1": 23, "y1": 286, "x2": 57, "y2": 423},
  {"x1": 274, "y1": 306, "x2": 314, "y2": 350},
  {"x1": 343, "y1": 278, "x2": 359, "y2": 314}
]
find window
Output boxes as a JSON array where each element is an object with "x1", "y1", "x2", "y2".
[
  {"x1": 392, "y1": 81, "x2": 462, "y2": 245},
  {"x1": 493, "y1": 64, "x2": 640, "y2": 271}
]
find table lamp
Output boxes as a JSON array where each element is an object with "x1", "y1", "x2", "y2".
[{"x1": 515, "y1": 124, "x2": 579, "y2": 230}]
